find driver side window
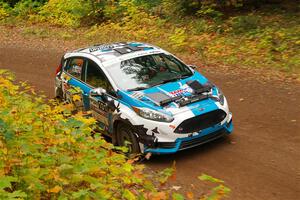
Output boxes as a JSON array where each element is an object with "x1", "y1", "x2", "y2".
[{"x1": 84, "y1": 59, "x2": 113, "y2": 92}]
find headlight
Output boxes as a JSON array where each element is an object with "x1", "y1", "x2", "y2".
[
  {"x1": 133, "y1": 107, "x2": 174, "y2": 122},
  {"x1": 217, "y1": 89, "x2": 225, "y2": 106}
]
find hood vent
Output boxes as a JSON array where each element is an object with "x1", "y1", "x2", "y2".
[
  {"x1": 145, "y1": 92, "x2": 180, "y2": 106},
  {"x1": 186, "y1": 80, "x2": 213, "y2": 94}
]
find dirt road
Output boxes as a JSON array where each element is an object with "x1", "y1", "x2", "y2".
[{"x1": 1, "y1": 41, "x2": 299, "y2": 200}]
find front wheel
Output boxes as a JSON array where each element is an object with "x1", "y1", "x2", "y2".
[{"x1": 117, "y1": 123, "x2": 141, "y2": 154}]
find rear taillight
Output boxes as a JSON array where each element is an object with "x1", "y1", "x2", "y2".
[{"x1": 55, "y1": 63, "x2": 62, "y2": 75}]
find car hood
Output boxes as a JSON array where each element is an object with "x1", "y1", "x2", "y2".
[{"x1": 119, "y1": 71, "x2": 220, "y2": 116}]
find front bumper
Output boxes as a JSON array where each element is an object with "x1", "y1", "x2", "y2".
[{"x1": 144, "y1": 118, "x2": 233, "y2": 154}]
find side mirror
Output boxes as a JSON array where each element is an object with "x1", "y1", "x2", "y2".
[
  {"x1": 90, "y1": 88, "x2": 117, "y2": 110},
  {"x1": 90, "y1": 88, "x2": 109, "y2": 102},
  {"x1": 90, "y1": 88, "x2": 107, "y2": 97}
]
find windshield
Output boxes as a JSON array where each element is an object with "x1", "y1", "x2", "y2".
[{"x1": 106, "y1": 53, "x2": 193, "y2": 91}]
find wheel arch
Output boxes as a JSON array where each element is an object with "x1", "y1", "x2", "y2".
[{"x1": 112, "y1": 118, "x2": 132, "y2": 145}]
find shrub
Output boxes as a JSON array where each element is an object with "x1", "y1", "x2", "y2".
[
  {"x1": 169, "y1": 27, "x2": 188, "y2": 49},
  {"x1": 197, "y1": 4, "x2": 223, "y2": 19},
  {"x1": 36, "y1": 0, "x2": 92, "y2": 27},
  {"x1": 230, "y1": 15, "x2": 260, "y2": 34},
  {"x1": 193, "y1": 19, "x2": 209, "y2": 34},
  {"x1": 85, "y1": 1, "x2": 169, "y2": 48},
  {"x1": 12, "y1": 0, "x2": 44, "y2": 18},
  {"x1": 0, "y1": 1, "x2": 11, "y2": 20}
]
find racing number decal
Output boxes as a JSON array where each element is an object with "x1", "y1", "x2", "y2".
[
  {"x1": 98, "y1": 101, "x2": 109, "y2": 112},
  {"x1": 90, "y1": 97, "x2": 109, "y2": 127}
]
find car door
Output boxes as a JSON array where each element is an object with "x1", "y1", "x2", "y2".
[
  {"x1": 83, "y1": 58, "x2": 116, "y2": 133},
  {"x1": 61, "y1": 57, "x2": 90, "y2": 110}
]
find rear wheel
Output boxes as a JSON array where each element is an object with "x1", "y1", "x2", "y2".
[
  {"x1": 117, "y1": 123, "x2": 140, "y2": 154},
  {"x1": 54, "y1": 87, "x2": 64, "y2": 101}
]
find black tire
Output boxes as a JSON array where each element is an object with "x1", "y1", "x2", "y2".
[
  {"x1": 117, "y1": 123, "x2": 140, "y2": 154},
  {"x1": 54, "y1": 87, "x2": 64, "y2": 102}
]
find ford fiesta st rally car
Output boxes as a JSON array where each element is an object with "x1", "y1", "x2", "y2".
[{"x1": 55, "y1": 42, "x2": 233, "y2": 154}]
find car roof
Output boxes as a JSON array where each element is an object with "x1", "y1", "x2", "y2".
[{"x1": 70, "y1": 42, "x2": 165, "y2": 66}]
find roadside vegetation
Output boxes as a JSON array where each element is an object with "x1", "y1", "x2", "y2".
[{"x1": 0, "y1": 0, "x2": 299, "y2": 75}]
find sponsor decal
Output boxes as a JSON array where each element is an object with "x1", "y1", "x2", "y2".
[
  {"x1": 90, "y1": 100, "x2": 109, "y2": 125},
  {"x1": 89, "y1": 45, "x2": 115, "y2": 52},
  {"x1": 169, "y1": 88, "x2": 189, "y2": 96},
  {"x1": 169, "y1": 84, "x2": 193, "y2": 97}
]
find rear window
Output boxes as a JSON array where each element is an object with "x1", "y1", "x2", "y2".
[{"x1": 65, "y1": 58, "x2": 84, "y2": 79}]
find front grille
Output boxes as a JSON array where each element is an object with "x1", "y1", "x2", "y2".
[
  {"x1": 175, "y1": 109, "x2": 226, "y2": 134},
  {"x1": 179, "y1": 128, "x2": 226, "y2": 150}
]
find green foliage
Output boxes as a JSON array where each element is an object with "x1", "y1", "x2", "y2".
[
  {"x1": 199, "y1": 174, "x2": 231, "y2": 200},
  {"x1": 0, "y1": 176, "x2": 27, "y2": 199},
  {"x1": 160, "y1": 0, "x2": 245, "y2": 18},
  {"x1": 197, "y1": 4, "x2": 223, "y2": 19},
  {"x1": 35, "y1": 0, "x2": 92, "y2": 27},
  {"x1": 169, "y1": 28, "x2": 188, "y2": 49},
  {"x1": 230, "y1": 15, "x2": 260, "y2": 34},
  {"x1": 0, "y1": 1, "x2": 11, "y2": 20},
  {"x1": 199, "y1": 174, "x2": 224, "y2": 183},
  {"x1": 193, "y1": 19, "x2": 209, "y2": 34},
  {"x1": 134, "y1": 0, "x2": 161, "y2": 10},
  {"x1": 172, "y1": 193, "x2": 185, "y2": 200},
  {"x1": 160, "y1": 0, "x2": 185, "y2": 18},
  {"x1": 12, "y1": 0, "x2": 44, "y2": 18},
  {"x1": 84, "y1": 2, "x2": 170, "y2": 50}
]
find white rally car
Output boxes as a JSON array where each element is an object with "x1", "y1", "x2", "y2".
[{"x1": 55, "y1": 42, "x2": 233, "y2": 154}]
